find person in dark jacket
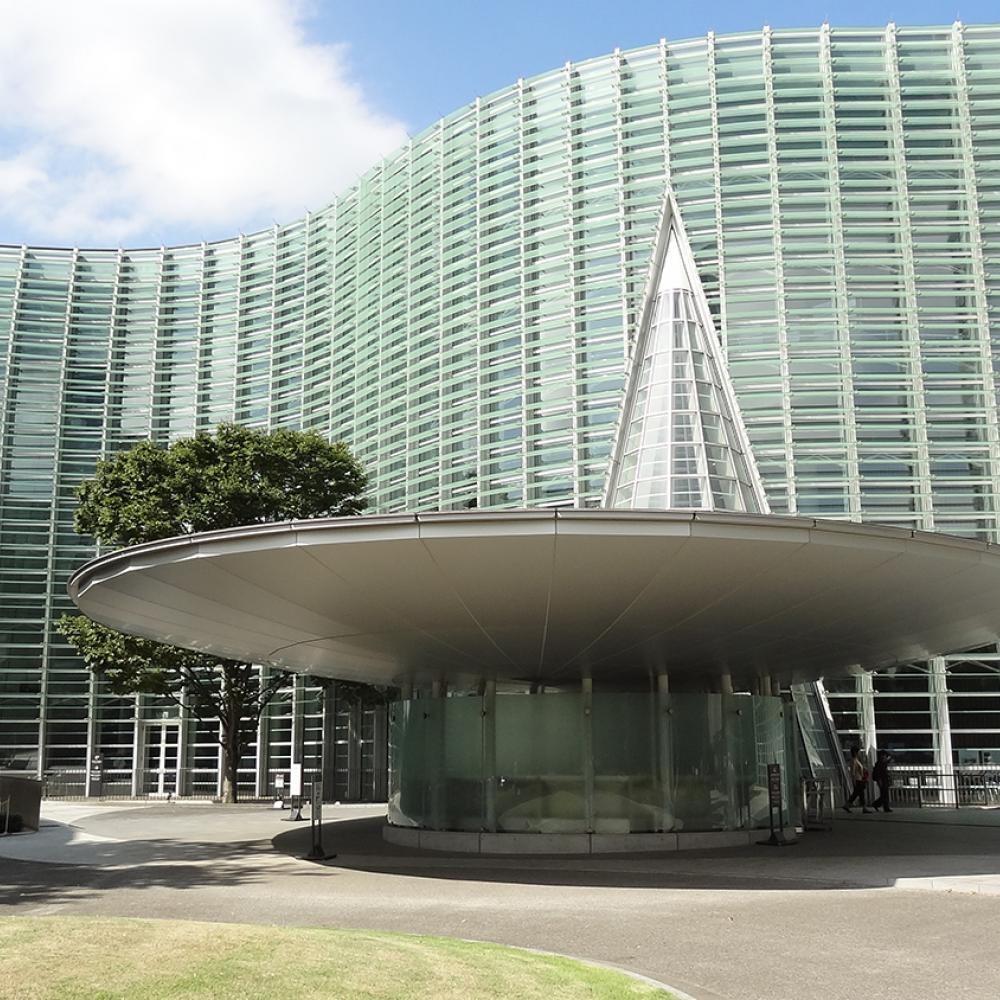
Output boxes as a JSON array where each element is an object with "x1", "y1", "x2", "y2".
[{"x1": 872, "y1": 749, "x2": 893, "y2": 812}]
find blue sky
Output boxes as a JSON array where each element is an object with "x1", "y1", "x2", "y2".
[
  {"x1": 0, "y1": 0, "x2": 994, "y2": 249},
  {"x1": 322, "y1": 0, "x2": 993, "y2": 135}
]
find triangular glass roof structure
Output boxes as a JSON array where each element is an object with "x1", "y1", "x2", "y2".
[{"x1": 604, "y1": 193, "x2": 769, "y2": 514}]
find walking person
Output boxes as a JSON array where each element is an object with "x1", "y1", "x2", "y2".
[
  {"x1": 842, "y1": 746, "x2": 873, "y2": 813},
  {"x1": 872, "y1": 749, "x2": 893, "y2": 812}
]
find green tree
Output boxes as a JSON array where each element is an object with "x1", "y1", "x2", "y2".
[
  {"x1": 73, "y1": 422, "x2": 367, "y2": 546},
  {"x1": 61, "y1": 424, "x2": 368, "y2": 802}
]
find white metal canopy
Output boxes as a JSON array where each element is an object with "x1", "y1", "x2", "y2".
[{"x1": 68, "y1": 509, "x2": 1000, "y2": 689}]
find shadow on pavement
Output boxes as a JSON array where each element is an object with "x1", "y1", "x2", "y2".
[
  {"x1": 0, "y1": 826, "x2": 339, "y2": 913},
  {"x1": 271, "y1": 814, "x2": 1000, "y2": 892}
]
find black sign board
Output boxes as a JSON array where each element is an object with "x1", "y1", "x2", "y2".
[
  {"x1": 767, "y1": 762, "x2": 782, "y2": 808},
  {"x1": 306, "y1": 781, "x2": 333, "y2": 861},
  {"x1": 758, "y1": 761, "x2": 796, "y2": 847},
  {"x1": 88, "y1": 751, "x2": 103, "y2": 795}
]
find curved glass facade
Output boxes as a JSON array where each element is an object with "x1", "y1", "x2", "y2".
[
  {"x1": 388, "y1": 691, "x2": 798, "y2": 834},
  {"x1": 2, "y1": 23, "x2": 1000, "y2": 788}
]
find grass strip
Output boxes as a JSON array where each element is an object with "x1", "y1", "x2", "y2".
[{"x1": 0, "y1": 915, "x2": 677, "y2": 1000}]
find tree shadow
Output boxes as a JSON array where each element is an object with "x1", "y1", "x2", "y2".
[
  {"x1": 271, "y1": 813, "x2": 1000, "y2": 892},
  {"x1": 0, "y1": 851, "x2": 288, "y2": 912},
  {"x1": 0, "y1": 810, "x2": 322, "y2": 913}
]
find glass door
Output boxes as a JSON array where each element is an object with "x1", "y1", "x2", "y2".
[{"x1": 143, "y1": 723, "x2": 179, "y2": 796}]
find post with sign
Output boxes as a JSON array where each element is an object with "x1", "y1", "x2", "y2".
[
  {"x1": 87, "y1": 751, "x2": 103, "y2": 798},
  {"x1": 758, "y1": 762, "x2": 796, "y2": 847},
  {"x1": 306, "y1": 781, "x2": 335, "y2": 861},
  {"x1": 285, "y1": 763, "x2": 305, "y2": 821}
]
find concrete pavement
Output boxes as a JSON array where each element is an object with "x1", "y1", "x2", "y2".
[{"x1": 2, "y1": 801, "x2": 1000, "y2": 1000}]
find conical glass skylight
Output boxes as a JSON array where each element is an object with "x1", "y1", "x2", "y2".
[{"x1": 605, "y1": 194, "x2": 768, "y2": 514}]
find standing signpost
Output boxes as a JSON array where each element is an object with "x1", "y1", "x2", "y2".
[
  {"x1": 87, "y1": 751, "x2": 103, "y2": 798},
  {"x1": 285, "y1": 763, "x2": 305, "y2": 821},
  {"x1": 759, "y1": 762, "x2": 796, "y2": 847},
  {"x1": 306, "y1": 781, "x2": 335, "y2": 861}
]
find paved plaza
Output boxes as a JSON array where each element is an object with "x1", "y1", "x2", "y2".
[{"x1": 3, "y1": 801, "x2": 1000, "y2": 1000}]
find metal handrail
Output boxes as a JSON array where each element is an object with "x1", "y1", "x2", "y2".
[
  {"x1": 888, "y1": 768, "x2": 1000, "y2": 809},
  {"x1": 801, "y1": 777, "x2": 834, "y2": 830},
  {"x1": 38, "y1": 765, "x2": 390, "y2": 803}
]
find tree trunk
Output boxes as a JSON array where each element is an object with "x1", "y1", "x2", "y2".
[
  {"x1": 220, "y1": 726, "x2": 240, "y2": 804},
  {"x1": 219, "y1": 674, "x2": 243, "y2": 804}
]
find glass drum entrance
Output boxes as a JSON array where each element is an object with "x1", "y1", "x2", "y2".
[{"x1": 388, "y1": 690, "x2": 798, "y2": 835}]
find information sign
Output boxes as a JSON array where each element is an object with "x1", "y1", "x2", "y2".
[
  {"x1": 767, "y1": 763, "x2": 782, "y2": 808},
  {"x1": 757, "y1": 761, "x2": 796, "y2": 847},
  {"x1": 88, "y1": 751, "x2": 104, "y2": 796},
  {"x1": 306, "y1": 781, "x2": 334, "y2": 860}
]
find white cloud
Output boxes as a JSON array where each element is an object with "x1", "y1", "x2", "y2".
[{"x1": 0, "y1": 0, "x2": 408, "y2": 246}]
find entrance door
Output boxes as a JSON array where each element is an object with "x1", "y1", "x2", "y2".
[{"x1": 143, "y1": 723, "x2": 179, "y2": 796}]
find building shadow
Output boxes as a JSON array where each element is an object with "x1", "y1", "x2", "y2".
[{"x1": 271, "y1": 814, "x2": 1000, "y2": 892}]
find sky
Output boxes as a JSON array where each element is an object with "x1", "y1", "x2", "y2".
[{"x1": 0, "y1": 0, "x2": 995, "y2": 249}]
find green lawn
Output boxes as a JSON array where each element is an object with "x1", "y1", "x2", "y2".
[{"x1": 0, "y1": 916, "x2": 677, "y2": 1000}]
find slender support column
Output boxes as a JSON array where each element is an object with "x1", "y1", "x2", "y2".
[
  {"x1": 858, "y1": 671, "x2": 878, "y2": 758},
  {"x1": 720, "y1": 691, "x2": 741, "y2": 829},
  {"x1": 929, "y1": 657, "x2": 955, "y2": 804},
  {"x1": 84, "y1": 673, "x2": 99, "y2": 798},
  {"x1": 482, "y1": 679, "x2": 496, "y2": 831},
  {"x1": 321, "y1": 683, "x2": 337, "y2": 801},
  {"x1": 130, "y1": 694, "x2": 142, "y2": 797},
  {"x1": 291, "y1": 674, "x2": 306, "y2": 791},
  {"x1": 253, "y1": 670, "x2": 271, "y2": 799},
  {"x1": 176, "y1": 687, "x2": 191, "y2": 797},
  {"x1": 371, "y1": 703, "x2": 388, "y2": 801},
  {"x1": 855, "y1": 671, "x2": 878, "y2": 809},
  {"x1": 393, "y1": 682, "x2": 412, "y2": 811},
  {"x1": 216, "y1": 721, "x2": 225, "y2": 798},
  {"x1": 429, "y1": 682, "x2": 445, "y2": 828},
  {"x1": 581, "y1": 677, "x2": 594, "y2": 833},
  {"x1": 346, "y1": 701, "x2": 362, "y2": 801},
  {"x1": 656, "y1": 672, "x2": 672, "y2": 831}
]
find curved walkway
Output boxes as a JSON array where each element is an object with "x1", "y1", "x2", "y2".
[{"x1": 3, "y1": 802, "x2": 1000, "y2": 1000}]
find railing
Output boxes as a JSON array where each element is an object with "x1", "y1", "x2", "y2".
[
  {"x1": 801, "y1": 777, "x2": 835, "y2": 830},
  {"x1": 41, "y1": 767, "x2": 247, "y2": 801},
  {"x1": 888, "y1": 768, "x2": 1000, "y2": 809},
  {"x1": 41, "y1": 769, "x2": 88, "y2": 798},
  {"x1": 38, "y1": 766, "x2": 384, "y2": 802}
]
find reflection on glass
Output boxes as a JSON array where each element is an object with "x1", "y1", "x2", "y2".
[
  {"x1": 441, "y1": 696, "x2": 484, "y2": 830},
  {"x1": 592, "y1": 693, "x2": 661, "y2": 832},
  {"x1": 389, "y1": 691, "x2": 794, "y2": 834},
  {"x1": 496, "y1": 693, "x2": 585, "y2": 832}
]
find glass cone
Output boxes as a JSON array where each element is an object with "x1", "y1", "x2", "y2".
[{"x1": 605, "y1": 198, "x2": 767, "y2": 514}]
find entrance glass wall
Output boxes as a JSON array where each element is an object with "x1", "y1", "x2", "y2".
[{"x1": 388, "y1": 691, "x2": 797, "y2": 834}]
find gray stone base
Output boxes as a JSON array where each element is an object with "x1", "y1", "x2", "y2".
[{"x1": 383, "y1": 824, "x2": 798, "y2": 854}]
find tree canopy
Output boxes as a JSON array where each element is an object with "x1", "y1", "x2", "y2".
[
  {"x1": 62, "y1": 423, "x2": 369, "y2": 801},
  {"x1": 75, "y1": 422, "x2": 368, "y2": 547}
]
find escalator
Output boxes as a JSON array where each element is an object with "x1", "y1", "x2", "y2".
[{"x1": 791, "y1": 680, "x2": 850, "y2": 803}]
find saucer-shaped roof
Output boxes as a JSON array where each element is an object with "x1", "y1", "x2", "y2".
[{"x1": 68, "y1": 509, "x2": 1000, "y2": 689}]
